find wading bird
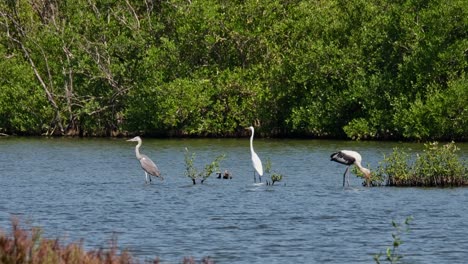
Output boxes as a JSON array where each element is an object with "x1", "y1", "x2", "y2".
[
  {"x1": 246, "y1": 126, "x2": 263, "y2": 183},
  {"x1": 330, "y1": 150, "x2": 371, "y2": 187},
  {"x1": 127, "y1": 136, "x2": 163, "y2": 184}
]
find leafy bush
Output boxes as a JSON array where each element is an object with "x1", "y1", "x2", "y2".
[
  {"x1": 392, "y1": 77, "x2": 468, "y2": 141},
  {"x1": 413, "y1": 142, "x2": 467, "y2": 186},
  {"x1": 376, "y1": 148, "x2": 413, "y2": 186},
  {"x1": 343, "y1": 118, "x2": 376, "y2": 140},
  {"x1": 376, "y1": 142, "x2": 467, "y2": 186}
]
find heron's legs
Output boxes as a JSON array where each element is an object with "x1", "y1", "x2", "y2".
[
  {"x1": 253, "y1": 171, "x2": 257, "y2": 183},
  {"x1": 145, "y1": 172, "x2": 149, "y2": 184}
]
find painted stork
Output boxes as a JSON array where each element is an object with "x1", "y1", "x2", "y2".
[
  {"x1": 246, "y1": 126, "x2": 263, "y2": 183},
  {"x1": 330, "y1": 150, "x2": 371, "y2": 187}
]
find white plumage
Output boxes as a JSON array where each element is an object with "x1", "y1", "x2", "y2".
[
  {"x1": 247, "y1": 126, "x2": 263, "y2": 183},
  {"x1": 330, "y1": 150, "x2": 371, "y2": 187}
]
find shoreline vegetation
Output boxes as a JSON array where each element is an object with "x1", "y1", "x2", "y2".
[
  {"x1": 355, "y1": 142, "x2": 468, "y2": 187},
  {"x1": 0, "y1": 0, "x2": 466, "y2": 141}
]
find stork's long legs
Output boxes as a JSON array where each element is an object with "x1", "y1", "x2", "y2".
[{"x1": 343, "y1": 166, "x2": 350, "y2": 187}]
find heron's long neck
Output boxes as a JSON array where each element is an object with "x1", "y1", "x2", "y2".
[
  {"x1": 135, "y1": 141, "x2": 143, "y2": 160},
  {"x1": 250, "y1": 129, "x2": 255, "y2": 154}
]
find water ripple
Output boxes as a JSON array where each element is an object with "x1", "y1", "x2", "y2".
[{"x1": 0, "y1": 138, "x2": 467, "y2": 263}]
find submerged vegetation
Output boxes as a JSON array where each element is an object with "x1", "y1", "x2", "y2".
[
  {"x1": 184, "y1": 148, "x2": 225, "y2": 184},
  {"x1": 264, "y1": 158, "x2": 284, "y2": 186},
  {"x1": 0, "y1": 0, "x2": 466, "y2": 140}
]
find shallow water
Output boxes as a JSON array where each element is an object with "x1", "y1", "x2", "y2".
[{"x1": 0, "y1": 137, "x2": 467, "y2": 263}]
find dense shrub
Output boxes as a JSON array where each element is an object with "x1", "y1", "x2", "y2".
[
  {"x1": 376, "y1": 142, "x2": 468, "y2": 187},
  {"x1": 1, "y1": 0, "x2": 466, "y2": 139}
]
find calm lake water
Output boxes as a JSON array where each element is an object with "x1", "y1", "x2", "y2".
[{"x1": 1, "y1": 137, "x2": 467, "y2": 263}]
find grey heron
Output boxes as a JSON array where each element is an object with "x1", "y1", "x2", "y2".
[
  {"x1": 330, "y1": 150, "x2": 371, "y2": 187},
  {"x1": 246, "y1": 126, "x2": 263, "y2": 183},
  {"x1": 127, "y1": 136, "x2": 163, "y2": 184}
]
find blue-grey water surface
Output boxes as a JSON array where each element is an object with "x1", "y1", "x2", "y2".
[{"x1": 0, "y1": 137, "x2": 467, "y2": 263}]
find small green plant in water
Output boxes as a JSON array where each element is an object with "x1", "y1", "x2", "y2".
[
  {"x1": 374, "y1": 216, "x2": 413, "y2": 264},
  {"x1": 270, "y1": 173, "x2": 283, "y2": 185},
  {"x1": 184, "y1": 148, "x2": 225, "y2": 184},
  {"x1": 265, "y1": 157, "x2": 284, "y2": 185}
]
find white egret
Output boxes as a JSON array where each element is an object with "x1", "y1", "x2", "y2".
[{"x1": 246, "y1": 126, "x2": 263, "y2": 183}]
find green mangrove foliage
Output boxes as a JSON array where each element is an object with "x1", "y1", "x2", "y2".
[
  {"x1": 184, "y1": 148, "x2": 225, "y2": 184},
  {"x1": 0, "y1": 0, "x2": 466, "y2": 139},
  {"x1": 376, "y1": 142, "x2": 468, "y2": 187}
]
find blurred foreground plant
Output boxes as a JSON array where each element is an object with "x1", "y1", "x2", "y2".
[
  {"x1": 0, "y1": 218, "x2": 134, "y2": 264},
  {"x1": 374, "y1": 216, "x2": 413, "y2": 264},
  {"x1": 0, "y1": 218, "x2": 216, "y2": 264}
]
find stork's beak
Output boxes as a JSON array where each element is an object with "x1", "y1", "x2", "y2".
[{"x1": 364, "y1": 172, "x2": 371, "y2": 187}]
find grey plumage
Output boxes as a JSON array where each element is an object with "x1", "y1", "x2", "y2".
[{"x1": 127, "y1": 136, "x2": 163, "y2": 184}]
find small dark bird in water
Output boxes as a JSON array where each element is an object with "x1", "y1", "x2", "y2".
[{"x1": 217, "y1": 170, "x2": 232, "y2": 179}]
